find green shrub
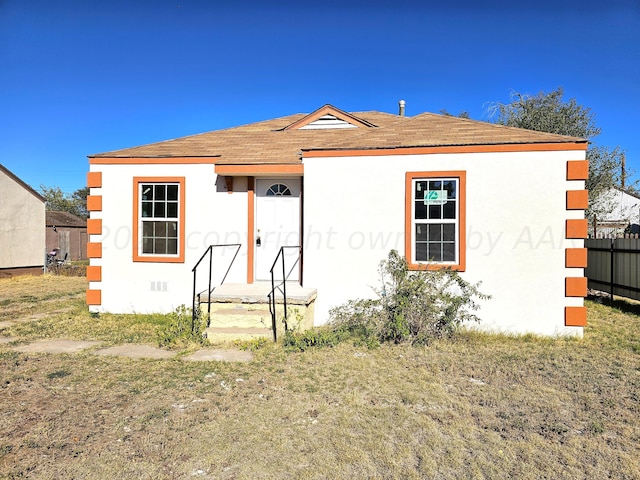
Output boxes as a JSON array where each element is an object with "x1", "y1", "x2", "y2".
[
  {"x1": 158, "y1": 305, "x2": 207, "y2": 348},
  {"x1": 329, "y1": 250, "x2": 490, "y2": 346}
]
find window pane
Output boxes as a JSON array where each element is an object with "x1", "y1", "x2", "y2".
[
  {"x1": 428, "y1": 181, "x2": 441, "y2": 190},
  {"x1": 416, "y1": 242, "x2": 428, "y2": 262},
  {"x1": 415, "y1": 201, "x2": 427, "y2": 219},
  {"x1": 155, "y1": 238, "x2": 167, "y2": 254},
  {"x1": 142, "y1": 221, "x2": 154, "y2": 236},
  {"x1": 428, "y1": 204, "x2": 441, "y2": 219},
  {"x1": 443, "y1": 200, "x2": 456, "y2": 219},
  {"x1": 154, "y1": 221, "x2": 167, "y2": 237},
  {"x1": 167, "y1": 202, "x2": 178, "y2": 218},
  {"x1": 167, "y1": 185, "x2": 178, "y2": 201},
  {"x1": 141, "y1": 185, "x2": 153, "y2": 201},
  {"x1": 142, "y1": 237, "x2": 153, "y2": 254},
  {"x1": 167, "y1": 239, "x2": 178, "y2": 255},
  {"x1": 442, "y1": 243, "x2": 455, "y2": 262},
  {"x1": 443, "y1": 181, "x2": 456, "y2": 199},
  {"x1": 142, "y1": 202, "x2": 152, "y2": 218},
  {"x1": 414, "y1": 181, "x2": 427, "y2": 198},
  {"x1": 415, "y1": 224, "x2": 427, "y2": 241},
  {"x1": 154, "y1": 185, "x2": 166, "y2": 200},
  {"x1": 168, "y1": 222, "x2": 178, "y2": 238},
  {"x1": 154, "y1": 202, "x2": 165, "y2": 218},
  {"x1": 428, "y1": 243, "x2": 442, "y2": 261},
  {"x1": 443, "y1": 224, "x2": 455, "y2": 241},
  {"x1": 428, "y1": 224, "x2": 442, "y2": 241}
]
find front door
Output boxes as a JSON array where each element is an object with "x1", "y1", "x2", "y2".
[{"x1": 255, "y1": 178, "x2": 301, "y2": 281}]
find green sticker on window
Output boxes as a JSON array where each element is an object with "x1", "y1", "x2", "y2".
[{"x1": 424, "y1": 190, "x2": 447, "y2": 205}]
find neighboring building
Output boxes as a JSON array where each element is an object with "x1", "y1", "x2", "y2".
[
  {"x1": 589, "y1": 186, "x2": 640, "y2": 237},
  {"x1": 0, "y1": 164, "x2": 46, "y2": 277},
  {"x1": 46, "y1": 211, "x2": 88, "y2": 262},
  {"x1": 87, "y1": 104, "x2": 589, "y2": 336}
]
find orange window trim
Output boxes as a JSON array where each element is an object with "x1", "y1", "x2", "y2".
[
  {"x1": 304, "y1": 142, "x2": 587, "y2": 158},
  {"x1": 567, "y1": 190, "x2": 589, "y2": 210},
  {"x1": 132, "y1": 177, "x2": 186, "y2": 263},
  {"x1": 87, "y1": 219, "x2": 102, "y2": 235},
  {"x1": 87, "y1": 171, "x2": 102, "y2": 188},
  {"x1": 215, "y1": 164, "x2": 304, "y2": 176},
  {"x1": 247, "y1": 177, "x2": 255, "y2": 283},
  {"x1": 565, "y1": 306, "x2": 587, "y2": 327},
  {"x1": 87, "y1": 195, "x2": 102, "y2": 212},
  {"x1": 89, "y1": 157, "x2": 218, "y2": 165},
  {"x1": 565, "y1": 248, "x2": 588, "y2": 268},
  {"x1": 86, "y1": 289, "x2": 102, "y2": 306},
  {"x1": 566, "y1": 219, "x2": 588, "y2": 239},
  {"x1": 566, "y1": 160, "x2": 589, "y2": 180},
  {"x1": 565, "y1": 277, "x2": 588, "y2": 297},
  {"x1": 404, "y1": 171, "x2": 466, "y2": 271},
  {"x1": 87, "y1": 265, "x2": 102, "y2": 282}
]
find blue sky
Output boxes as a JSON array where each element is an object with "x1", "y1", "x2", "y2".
[{"x1": 1, "y1": 0, "x2": 639, "y2": 194}]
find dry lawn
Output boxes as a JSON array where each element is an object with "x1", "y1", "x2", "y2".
[{"x1": 0, "y1": 275, "x2": 639, "y2": 479}]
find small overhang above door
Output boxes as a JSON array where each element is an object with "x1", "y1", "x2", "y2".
[{"x1": 214, "y1": 164, "x2": 304, "y2": 177}]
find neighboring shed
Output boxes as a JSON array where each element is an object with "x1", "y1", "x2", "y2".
[
  {"x1": 46, "y1": 211, "x2": 88, "y2": 262},
  {"x1": 0, "y1": 164, "x2": 46, "y2": 277}
]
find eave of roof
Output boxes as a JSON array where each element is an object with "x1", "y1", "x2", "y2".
[{"x1": 0, "y1": 164, "x2": 45, "y2": 203}]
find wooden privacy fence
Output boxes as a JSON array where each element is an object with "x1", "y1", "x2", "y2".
[{"x1": 585, "y1": 237, "x2": 640, "y2": 301}]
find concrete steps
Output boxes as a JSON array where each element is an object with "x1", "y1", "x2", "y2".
[{"x1": 200, "y1": 283, "x2": 317, "y2": 344}]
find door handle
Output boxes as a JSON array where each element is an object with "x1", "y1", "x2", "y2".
[{"x1": 256, "y1": 229, "x2": 261, "y2": 246}]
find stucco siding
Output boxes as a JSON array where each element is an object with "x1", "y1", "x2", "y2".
[
  {"x1": 302, "y1": 149, "x2": 586, "y2": 336},
  {"x1": 0, "y1": 170, "x2": 45, "y2": 269},
  {"x1": 89, "y1": 164, "x2": 250, "y2": 313}
]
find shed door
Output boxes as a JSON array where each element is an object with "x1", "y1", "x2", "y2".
[{"x1": 255, "y1": 178, "x2": 301, "y2": 282}]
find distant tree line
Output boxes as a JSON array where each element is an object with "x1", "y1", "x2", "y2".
[{"x1": 39, "y1": 185, "x2": 89, "y2": 220}]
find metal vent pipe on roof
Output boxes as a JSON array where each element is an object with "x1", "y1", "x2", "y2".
[{"x1": 398, "y1": 99, "x2": 406, "y2": 116}]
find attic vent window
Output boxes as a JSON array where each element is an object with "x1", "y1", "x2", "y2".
[{"x1": 299, "y1": 114, "x2": 358, "y2": 130}]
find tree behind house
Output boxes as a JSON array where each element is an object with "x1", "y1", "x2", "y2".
[
  {"x1": 40, "y1": 185, "x2": 88, "y2": 220},
  {"x1": 488, "y1": 87, "x2": 628, "y2": 220}
]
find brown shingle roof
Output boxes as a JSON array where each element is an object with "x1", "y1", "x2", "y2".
[
  {"x1": 46, "y1": 211, "x2": 86, "y2": 228},
  {"x1": 89, "y1": 106, "x2": 587, "y2": 164}
]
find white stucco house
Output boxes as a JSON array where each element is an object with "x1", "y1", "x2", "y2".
[
  {"x1": 0, "y1": 164, "x2": 46, "y2": 278},
  {"x1": 590, "y1": 186, "x2": 640, "y2": 237},
  {"x1": 87, "y1": 104, "x2": 589, "y2": 336}
]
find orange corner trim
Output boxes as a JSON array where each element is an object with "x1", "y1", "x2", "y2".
[
  {"x1": 567, "y1": 160, "x2": 589, "y2": 180},
  {"x1": 566, "y1": 219, "x2": 588, "y2": 239},
  {"x1": 565, "y1": 306, "x2": 587, "y2": 327},
  {"x1": 565, "y1": 277, "x2": 588, "y2": 297},
  {"x1": 565, "y1": 248, "x2": 588, "y2": 268},
  {"x1": 86, "y1": 289, "x2": 102, "y2": 306},
  {"x1": 567, "y1": 190, "x2": 589, "y2": 210},
  {"x1": 87, "y1": 219, "x2": 102, "y2": 235},
  {"x1": 87, "y1": 171, "x2": 102, "y2": 188},
  {"x1": 87, "y1": 195, "x2": 102, "y2": 212},
  {"x1": 87, "y1": 265, "x2": 102, "y2": 282},
  {"x1": 87, "y1": 242, "x2": 102, "y2": 258}
]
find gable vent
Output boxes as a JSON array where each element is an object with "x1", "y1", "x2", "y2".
[{"x1": 298, "y1": 114, "x2": 358, "y2": 130}]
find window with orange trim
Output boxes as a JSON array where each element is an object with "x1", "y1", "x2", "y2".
[
  {"x1": 406, "y1": 171, "x2": 466, "y2": 271},
  {"x1": 133, "y1": 177, "x2": 185, "y2": 263}
]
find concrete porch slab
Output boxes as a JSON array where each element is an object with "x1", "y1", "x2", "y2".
[
  {"x1": 93, "y1": 344, "x2": 176, "y2": 359},
  {"x1": 204, "y1": 282, "x2": 317, "y2": 305},
  {"x1": 182, "y1": 349, "x2": 254, "y2": 362}
]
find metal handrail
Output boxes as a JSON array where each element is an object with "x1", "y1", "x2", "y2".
[
  {"x1": 267, "y1": 245, "x2": 302, "y2": 341},
  {"x1": 191, "y1": 243, "x2": 241, "y2": 332}
]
